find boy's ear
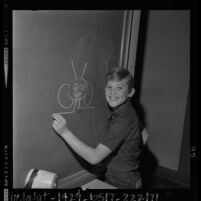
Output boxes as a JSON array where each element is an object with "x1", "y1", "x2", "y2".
[{"x1": 128, "y1": 88, "x2": 135, "y2": 97}]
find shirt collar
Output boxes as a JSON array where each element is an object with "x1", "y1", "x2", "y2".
[{"x1": 112, "y1": 98, "x2": 131, "y2": 116}]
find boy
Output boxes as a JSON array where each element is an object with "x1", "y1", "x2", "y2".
[{"x1": 52, "y1": 67, "x2": 144, "y2": 189}]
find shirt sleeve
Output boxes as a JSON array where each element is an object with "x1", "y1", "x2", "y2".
[{"x1": 99, "y1": 117, "x2": 130, "y2": 152}]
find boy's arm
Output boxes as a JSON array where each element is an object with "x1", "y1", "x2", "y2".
[{"x1": 52, "y1": 114, "x2": 111, "y2": 165}]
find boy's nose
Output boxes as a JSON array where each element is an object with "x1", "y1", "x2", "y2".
[{"x1": 110, "y1": 89, "x2": 117, "y2": 95}]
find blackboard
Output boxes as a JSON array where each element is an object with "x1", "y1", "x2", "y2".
[{"x1": 13, "y1": 10, "x2": 124, "y2": 188}]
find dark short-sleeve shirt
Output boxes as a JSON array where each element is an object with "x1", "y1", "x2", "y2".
[{"x1": 99, "y1": 100, "x2": 143, "y2": 172}]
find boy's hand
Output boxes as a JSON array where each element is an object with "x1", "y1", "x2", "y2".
[{"x1": 52, "y1": 114, "x2": 69, "y2": 136}]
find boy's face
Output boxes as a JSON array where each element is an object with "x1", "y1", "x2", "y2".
[{"x1": 105, "y1": 79, "x2": 134, "y2": 108}]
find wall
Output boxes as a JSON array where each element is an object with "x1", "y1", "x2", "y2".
[
  {"x1": 139, "y1": 11, "x2": 190, "y2": 170},
  {"x1": 13, "y1": 10, "x2": 124, "y2": 188}
]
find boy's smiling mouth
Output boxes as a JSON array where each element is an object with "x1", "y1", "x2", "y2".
[{"x1": 109, "y1": 96, "x2": 120, "y2": 101}]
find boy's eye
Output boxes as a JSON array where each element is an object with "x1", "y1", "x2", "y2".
[
  {"x1": 116, "y1": 87, "x2": 123, "y2": 90},
  {"x1": 106, "y1": 85, "x2": 112, "y2": 89}
]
